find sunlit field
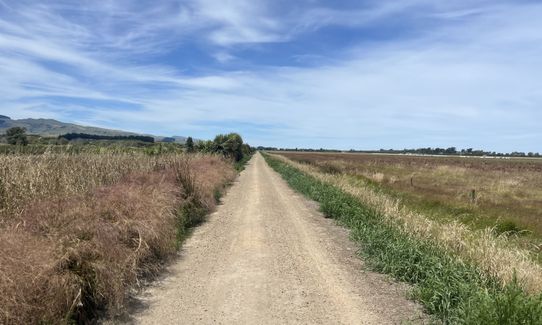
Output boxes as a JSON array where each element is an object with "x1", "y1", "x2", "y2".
[
  {"x1": 266, "y1": 152, "x2": 542, "y2": 323},
  {"x1": 0, "y1": 151, "x2": 237, "y2": 323},
  {"x1": 278, "y1": 152, "x2": 542, "y2": 247}
]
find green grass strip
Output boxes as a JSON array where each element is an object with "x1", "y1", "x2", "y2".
[
  {"x1": 263, "y1": 153, "x2": 542, "y2": 324},
  {"x1": 234, "y1": 153, "x2": 254, "y2": 171}
]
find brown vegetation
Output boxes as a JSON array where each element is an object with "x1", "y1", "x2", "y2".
[
  {"x1": 0, "y1": 153, "x2": 236, "y2": 324},
  {"x1": 278, "y1": 152, "x2": 542, "y2": 238},
  {"x1": 271, "y1": 152, "x2": 542, "y2": 294}
]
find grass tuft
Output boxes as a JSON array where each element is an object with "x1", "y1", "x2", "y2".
[{"x1": 494, "y1": 220, "x2": 526, "y2": 237}]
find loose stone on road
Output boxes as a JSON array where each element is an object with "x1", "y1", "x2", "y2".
[{"x1": 129, "y1": 153, "x2": 424, "y2": 324}]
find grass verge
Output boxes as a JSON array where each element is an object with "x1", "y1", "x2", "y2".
[
  {"x1": 278, "y1": 152, "x2": 542, "y2": 253},
  {"x1": 0, "y1": 154, "x2": 236, "y2": 324},
  {"x1": 263, "y1": 153, "x2": 542, "y2": 324},
  {"x1": 234, "y1": 152, "x2": 254, "y2": 171}
]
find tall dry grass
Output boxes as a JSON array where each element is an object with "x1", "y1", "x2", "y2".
[
  {"x1": 0, "y1": 153, "x2": 163, "y2": 220},
  {"x1": 0, "y1": 153, "x2": 236, "y2": 324},
  {"x1": 279, "y1": 152, "x2": 542, "y2": 236},
  {"x1": 271, "y1": 154, "x2": 542, "y2": 294}
]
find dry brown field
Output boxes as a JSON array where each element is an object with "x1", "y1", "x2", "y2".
[{"x1": 277, "y1": 151, "x2": 542, "y2": 249}]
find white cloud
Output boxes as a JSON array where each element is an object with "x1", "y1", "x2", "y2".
[
  {"x1": 213, "y1": 51, "x2": 236, "y2": 63},
  {"x1": 0, "y1": 0, "x2": 541, "y2": 151}
]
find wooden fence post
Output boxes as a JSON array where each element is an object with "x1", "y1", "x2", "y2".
[{"x1": 470, "y1": 189, "x2": 476, "y2": 203}]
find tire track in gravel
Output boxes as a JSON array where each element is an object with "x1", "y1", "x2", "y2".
[{"x1": 127, "y1": 152, "x2": 425, "y2": 324}]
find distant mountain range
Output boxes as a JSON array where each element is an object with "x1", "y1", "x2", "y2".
[{"x1": 0, "y1": 115, "x2": 187, "y2": 143}]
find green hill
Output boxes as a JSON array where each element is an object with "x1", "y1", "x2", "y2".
[{"x1": 0, "y1": 115, "x2": 186, "y2": 143}]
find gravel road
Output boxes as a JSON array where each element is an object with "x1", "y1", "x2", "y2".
[{"x1": 128, "y1": 153, "x2": 424, "y2": 324}]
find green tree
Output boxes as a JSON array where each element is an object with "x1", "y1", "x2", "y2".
[
  {"x1": 195, "y1": 140, "x2": 213, "y2": 153},
  {"x1": 6, "y1": 127, "x2": 28, "y2": 146},
  {"x1": 186, "y1": 136, "x2": 194, "y2": 153},
  {"x1": 212, "y1": 133, "x2": 245, "y2": 161},
  {"x1": 241, "y1": 143, "x2": 252, "y2": 157}
]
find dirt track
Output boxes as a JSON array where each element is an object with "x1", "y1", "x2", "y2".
[{"x1": 129, "y1": 153, "x2": 424, "y2": 324}]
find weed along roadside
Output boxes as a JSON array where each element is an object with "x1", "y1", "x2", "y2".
[
  {"x1": 0, "y1": 154, "x2": 238, "y2": 324},
  {"x1": 174, "y1": 152, "x2": 252, "y2": 247},
  {"x1": 263, "y1": 153, "x2": 542, "y2": 324},
  {"x1": 0, "y1": 131, "x2": 256, "y2": 324},
  {"x1": 0, "y1": 147, "x2": 255, "y2": 324},
  {"x1": 277, "y1": 151, "x2": 542, "y2": 251}
]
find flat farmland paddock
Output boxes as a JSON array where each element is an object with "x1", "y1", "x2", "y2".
[{"x1": 275, "y1": 151, "x2": 542, "y2": 255}]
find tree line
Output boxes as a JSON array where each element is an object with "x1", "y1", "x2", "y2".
[
  {"x1": 372, "y1": 147, "x2": 541, "y2": 157},
  {"x1": 189, "y1": 133, "x2": 253, "y2": 162},
  {"x1": 256, "y1": 145, "x2": 541, "y2": 158},
  {"x1": 59, "y1": 133, "x2": 155, "y2": 143},
  {"x1": 1, "y1": 128, "x2": 254, "y2": 162}
]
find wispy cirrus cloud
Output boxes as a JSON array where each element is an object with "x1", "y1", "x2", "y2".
[{"x1": 0, "y1": 0, "x2": 541, "y2": 151}]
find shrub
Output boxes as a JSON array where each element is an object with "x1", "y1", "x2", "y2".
[
  {"x1": 185, "y1": 137, "x2": 195, "y2": 153},
  {"x1": 6, "y1": 127, "x2": 28, "y2": 146}
]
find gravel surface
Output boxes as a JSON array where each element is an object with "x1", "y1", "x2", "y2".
[{"x1": 126, "y1": 153, "x2": 425, "y2": 324}]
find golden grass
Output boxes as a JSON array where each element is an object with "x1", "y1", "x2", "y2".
[
  {"x1": 271, "y1": 153, "x2": 542, "y2": 294},
  {"x1": 0, "y1": 153, "x2": 162, "y2": 220},
  {"x1": 279, "y1": 152, "x2": 542, "y2": 237},
  {"x1": 0, "y1": 153, "x2": 236, "y2": 324}
]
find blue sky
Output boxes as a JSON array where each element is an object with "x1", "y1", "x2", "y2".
[{"x1": 0, "y1": 0, "x2": 541, "y2": 152}]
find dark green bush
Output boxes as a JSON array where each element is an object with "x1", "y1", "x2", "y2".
[{"x1": 495, "y1": 220, "x2": 525, "y2": 236}]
